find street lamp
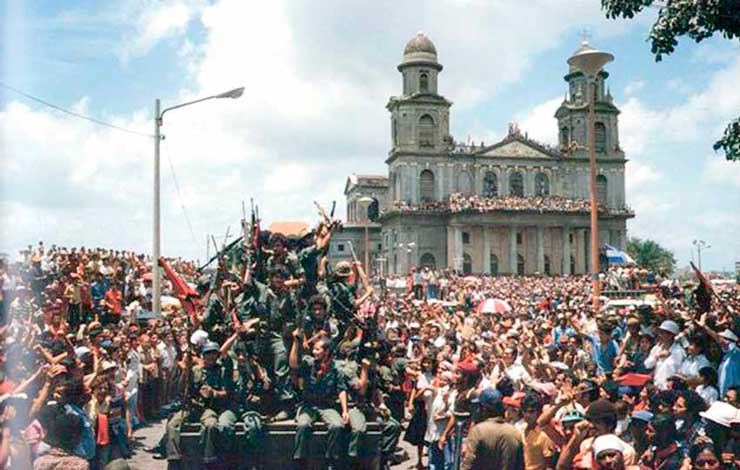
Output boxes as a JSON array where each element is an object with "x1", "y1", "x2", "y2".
[
  {"x1": 692, "y1": 239, "x2": 711, "y2": 272},
  {"x1": 357, "y1": 196, "x2": 375, "y2": 273},
  {"x1": 399, "y1": 242, "x2": 416, "y2": 274},
  {"x1": 568, "y1": 40, "x2": 613, "y2": 312},
  {"x1": 152, "y1": 87, "x2": 244, "y2": 315}
]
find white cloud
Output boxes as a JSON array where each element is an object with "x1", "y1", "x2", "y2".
[
  {"x1": 702, "y1": 156, "x2": 740, "y2": 188},
  {"x1": 623, "y1": 80, "x2": 644, "y2": 96},
  {"x1": 625, "y1": 160, "x2": 661, "y2": 193},
  {"x1": 1, "y1": 0, "x2": 734, "y2": 267},
  {"x1": 119, "y1": 0, "x2": 205, "y2": 62},
  {"x1": 516, "y1": 97, "x2": 562, "y2": 146}
]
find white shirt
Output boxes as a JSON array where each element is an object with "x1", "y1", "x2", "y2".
[
  {"x1": 425, "y1": 386, "x2": 456, "y2": 443},
  {"x1": 696, "y1": 384, "x2": 719, "y2": 406},
  {"x1": 644, "y1": 341, "x2": 686, "y2": 390},
  {"x1": 678, "y1": 354, "x2": 711, "y2": 380}
]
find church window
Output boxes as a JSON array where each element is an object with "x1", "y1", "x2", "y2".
[
  {"x1": 419, "y1": 170, "x2": 435, "y2": 202},
  {"x1": 490, "y1": 254, "x2": 499, "y2": 276},
  {"x1": 509, "y1": 171, "x2": 524, "y2": 197},
  {"x1": 483, "y1": 171, "x2": 498, "y2": 197},
  {"x1": 419, "y1": 72, "x2": 429, "y2": 92},
  {"x1": 595, "y1": 122, "x2": 607, "y2": 153},
  {"x1": 570, "y1": 255, "x2": 576, "y2": 275},
  {"x1": 392, "y1": 118, "x2": 398, "y2": 145},
  {"x1": 517, "y1": 254, "x2": 525, "y2": 275},
  {"x1": 516, "y1": 232, "x2": 522, "y2": 245},
  {"x1": 418, "y1": 114, "x2": 435, "y2": 147},
  {"x1": 420, "y1": 253, "x2": 436, "y2": 269},
  {"x1": 463, "y1": 253, "x2": 473, "y2": 275},
  {"x1": 367, "y1": 198, "x2": 379, "y2": 221},
  {"x1": 462, "y1": 232, "x2": 470, "y2": 245},
  {"x1": 596, "y1": 174, "x2": 608, "y2": 204},
  {"x1": 560, "y1": 126, "x2": 569, "y2": 145},
  {"x1": 458, "y1": 170, "x2": 473, "y2": 195},
  {"x1": 544, "y1": 255, "x2": 551, "y2": 275},
  {"x1": 337, "y1": 244, "x2": 345, "y2": 253},
  {"x1": 535, "y1": 173, "x2": 550, "y2": 196}
]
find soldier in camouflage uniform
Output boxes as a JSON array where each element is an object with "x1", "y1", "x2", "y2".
[
  {"x1": 235, "y1": 265, "x2": 297, "y2": 419},
  {"x1": 289, "y1": 330, "x2": 349, "y2": 467},
  {"x1": 218, "y1": 336, "x2": 270, "y2": 464},
  {"x1": 164, "y1": 341, "x2": 236, "y2": 467}
]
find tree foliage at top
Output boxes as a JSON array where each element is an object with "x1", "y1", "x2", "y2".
[
  {"x1": 601, "y1": 0, "x2": 740, "y2": 161},
  {"x1": 626, "y1": 236, "x2": 677, "y2": 274}
]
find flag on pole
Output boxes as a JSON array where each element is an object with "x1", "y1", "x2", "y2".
[{"x1": 603, "y1": 244, "x2": 635, "y2": 265}]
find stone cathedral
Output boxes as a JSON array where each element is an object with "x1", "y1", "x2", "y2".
[{"x1": 331, "y1": 33, "x2": 633, "y2": 276}]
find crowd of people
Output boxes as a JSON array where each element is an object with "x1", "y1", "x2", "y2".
[
  {"x1": 389, "y1": 193, "x2": 635, "y2": 216},
  {"x1": 1, "y1": 219, "x2": 739, "y2": 470}
]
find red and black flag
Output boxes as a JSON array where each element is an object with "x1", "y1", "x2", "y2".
[{"x1": 690, "y1": 261, "x2": 713, "y2": 314}]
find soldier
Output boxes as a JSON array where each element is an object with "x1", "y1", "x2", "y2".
[
  {"x1": 235, "y1": 265, "x2": 297, "y2": 419},
  {"x1": 300, "y1": 294, "x2": 338, "y2": 352},
  {"x1": 218, "y1": 320, "x2": 268, "y2": 465},
  {"x1": 297, "y1": 222, "x2": 334, "y2": 297},
  {"x1": 318, "y1": 261, "x2": 374, "y2": 336},
  {"x1": 264, "y1": 233, "x2": 305, "y2": 284},
  {"x1": 163, "y1": 340, "x2": 236, "y2": 468},
  {"x1": 289, "y1": 329, "x2": 349, "y2": 468}
]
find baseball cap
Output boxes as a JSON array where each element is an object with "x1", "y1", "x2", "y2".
[
  {"x1": 658, "y1": 320, "x2": 679, "y2": 335},
  {"x1": 478, "y1": 388, "x2": 503, "y2": 411},
  {"x1": 561, "y1": 409, "x2": 585, "y2": 424},
  {"x1": 201, "y1": 341, "x2": 220, "y2": 355},
  {"x1": 630, "y1": 410, "x2": 654, "y2": 423}
]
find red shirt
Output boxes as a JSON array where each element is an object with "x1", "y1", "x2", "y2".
[{"x1": 105, "y1": 289, "x2": 122, "y2": 315}]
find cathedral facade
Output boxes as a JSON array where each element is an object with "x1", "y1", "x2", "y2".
[{"x1": 332, "y1": 33, "x2": 633, "y2": 276}]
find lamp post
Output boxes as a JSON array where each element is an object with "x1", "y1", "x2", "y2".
[
  {"x1": 399, "y1": 242, "x2": 416, "y2": 274},
  {"x1": 357, "y1": 196, "x2": 375, "y2": 273},
  {"x1": 692, "y1": 239, "x2": 710, "y2": 272},
  {"x1": 567, "y1": 40, "x2": 613, "y2": 312},
  {"x1": 152, "y1": 87, "x2": 244, "y2": 315}
]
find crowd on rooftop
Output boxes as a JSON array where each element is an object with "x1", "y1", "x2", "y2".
[{"x1": 388, "y1": 193, "x2": 634, "y2": 216}]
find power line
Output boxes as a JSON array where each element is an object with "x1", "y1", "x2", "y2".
[
  {"x1": 0, "y1": 81, "x2": 153, "y2": 138},
  {"x1": 162, "y1": 140, "x2": 199, "y2": 248}
]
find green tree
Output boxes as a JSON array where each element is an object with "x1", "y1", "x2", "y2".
[
  {"x1": 601, "y1": 0, "x2": 740, "y2": 161},
  {"x1": 626, "y1": 237, "x2": 677, "y2": 273}
]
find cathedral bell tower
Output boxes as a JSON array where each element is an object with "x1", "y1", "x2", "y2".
[
  {"x1": 387, "y1": 32, "x2": 452, "y2": 155},
  {"x1": 555, "y1": 40, "x2": 623, "y2": 160}
]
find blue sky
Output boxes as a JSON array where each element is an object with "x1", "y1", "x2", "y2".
[{"x1": 2, "y1": 0, "x2": 739, "y2": 272}]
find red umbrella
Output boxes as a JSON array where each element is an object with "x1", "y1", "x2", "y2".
[{"x1": 476, "y1": 298, "x2": 512, "y2": 314}]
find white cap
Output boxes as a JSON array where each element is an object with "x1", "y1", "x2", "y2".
[
  {"x1": 719, "y1": 329, "x2": 739, "y2": 343},
  {"x1": 658, "y1": 320, "x2": 680, "y2": 335},
  {"x1": 74, "y1": 346, "x2": 91, "y2": 357},
  {"x1": 190, "y1": 330, "x2": 209, "y2": 347},
  {"x1": 699, "y1": 401, "x2": 740, "y2": 428},
  {"x1": 592, "y1": 434, "x2": 625, "y2": 456}
]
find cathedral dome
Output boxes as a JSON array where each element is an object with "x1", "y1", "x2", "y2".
[
  {"x1": 401, "y1": 32, "x2": 441, "y2": 69},
  {"x1": 404, "y1": 32, "x2": 437, "y2": 56}
]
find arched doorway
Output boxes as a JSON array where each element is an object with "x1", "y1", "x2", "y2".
[
  {"x1": 596, "y1": 175, "x2": 608, "y2": 205},
  {"x1": 367, "y1": 198, "x2": 379, "y2": 221},
  {"x1": 509, "y1": 171, "x2": 524, "y2": 197},
  {"x1": 517, "y1": 254, "x2": 525, "y2": 275},
  {"x1": 463, "y1": 253, "x2": 472, "y2": 275},
  {"x1": 419, "y1": 170, "x2": 435, "y2": 202},
  {"x1": 490, "y1": 254, "x2": 499, "y2": 276},
  {"x1": 420, "y1": 253, "x2": 436, "y2": 269}
]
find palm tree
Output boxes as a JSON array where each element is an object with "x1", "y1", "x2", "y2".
[{"x1": 626, "y1": 237, "x2": 676, "y2": 274}]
